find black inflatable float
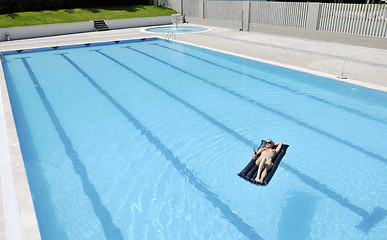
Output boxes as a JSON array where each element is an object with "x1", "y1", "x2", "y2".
[{"x1": 238, "y1": 140, "x2": 289, "y2": 186}]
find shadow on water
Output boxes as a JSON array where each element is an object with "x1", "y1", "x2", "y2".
[{"x1": 277, "y1": 192, "x2": 318, "y2": 240}]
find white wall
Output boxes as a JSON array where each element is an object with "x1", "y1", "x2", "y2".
[
  {"x1": 0, "y1": 21, "x2": 93, "y2": 41},
  {"x1": 0, "y1": 16, "x2": 172, "y2": 41},
  {"x1": 106, "y1": 16, "x2": 171, "y2": 29}
]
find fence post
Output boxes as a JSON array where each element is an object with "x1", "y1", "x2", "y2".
[
  {"x1": 199, "y1": 0, "x2": 204, "y2": 19},
  {"x1": 306, "y1": 2, "x2": 321, "y2": 30},
  {"x1": 242, "y1": 0, "x2": 250, "y2": 31}
]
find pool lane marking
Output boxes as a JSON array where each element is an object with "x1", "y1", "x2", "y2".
[
  {"x1": 95, "y1": 49, "x2": 386, "y2": 233},
  {"x1": 9, "y1": 57, "x2": 69, "y2": 239},
  {"x1": 125, "y1": 46, "x2": 387, "y2": 166},
  {"x1": 60, "y1": 53, "x2": 262, "y2": 240},
  {"x1": 20, "y1": 57, "x2": 124, "y2": 240},
  {"x1": 153, "y1": 43, "x2": 387, "y2": 126}
]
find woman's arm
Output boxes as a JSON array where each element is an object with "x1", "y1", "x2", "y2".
[
  {"x1": 275, "y1": 142, "x2": 283, "y2": 153},
  {"x1": 253, "y1": 147, "x2": 264, "y2": 158}
]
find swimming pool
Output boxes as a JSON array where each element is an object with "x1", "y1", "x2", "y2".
[{"x1": 2, "y1": 37, "x2": 387, "y2": 239}]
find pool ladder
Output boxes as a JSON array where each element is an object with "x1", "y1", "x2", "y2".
[
  {"x1": 0, "y1": 52, "x2": 3, "y2": 61},
  {"x1": 165, "y1": 31, "x2": 176, "y2": 42}
]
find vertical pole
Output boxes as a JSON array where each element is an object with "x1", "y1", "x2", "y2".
[
  {"x1": 241, "y1": 9, "x2": 244, "y2": 31},
  {"x1": 306, "y1": 3, "x2": 320, "y2": 31},
  {"x1": 365, "y1": 0, "x2": 370, "y2": 19},
  {"x1": 242, "y1": 0, "x2": 250, "y2": 31},
  {"x1": 199, "y1": 0, "x2": 204, "y2": 19},
  {"x1": 338, "y1": 52, "x2": 347, "y2": 79},
  {"x1": 247, "y1": 0, "x2": 251, "y2": 31}
]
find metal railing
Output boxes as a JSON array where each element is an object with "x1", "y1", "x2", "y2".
[
  {"x1": 250, "y1": 1, "x2": 309, "y2": 28},
  {"x1": 172, "y1": 0, "x2": 387, "y2": 38},
  {"x1": 318, "y1": 3, "x2": 387, "y2": 37},
  {"x1": 204, "y1": 0, "x2": 243, "y2": 21},
  {"x1": 165, "y1": 31, "x2": 176, "y2": 41}
]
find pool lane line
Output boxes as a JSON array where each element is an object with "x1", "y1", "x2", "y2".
[
  {"x1": 125, "y1": 46, "x2": 387, "y2": 166},
  {"x1": 95, "y1": 49, "x2": 386, "y2": 233},
  {"x1": 60, "y1": 53, "x2": 262, "y2": 240},
  {"x1": 153, "y1": 43, "x2": 387, "y2": 127},
  {"x1": 19, "y1": 57, "x2": 124, "y2": 240},
  {"x1": 7, "y1": 58, "x2": 68, "y2": 239}
]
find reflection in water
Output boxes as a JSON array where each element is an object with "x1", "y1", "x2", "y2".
[{"x1": 277, "y1": 192, "x2": 318, "y2": 240}]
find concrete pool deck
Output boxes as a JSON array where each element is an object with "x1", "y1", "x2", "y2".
[{"x1": 0, "y1": 24, "x2": 386, "y2": 239}]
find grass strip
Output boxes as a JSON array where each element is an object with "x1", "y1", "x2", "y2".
[{"x1": 0, "y1": 5, "x2": 177, "y2": 28}]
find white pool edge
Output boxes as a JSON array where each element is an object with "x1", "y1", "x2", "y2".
[
  {"x1": 139, "y1": 24, "x2": 213, "y2": 35},
  {"x1": 0, "y1": 62, "x2": 41, "y2": 240}
]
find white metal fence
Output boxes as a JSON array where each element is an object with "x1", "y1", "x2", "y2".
[
  {"x1": 318, "y1": 3, "x2": 387, "y2": 37},
  {"x1": 167, "y1": 1, "x2": 387, "y2": 38},
  {"x1": 183, "y1": 0, "x2": 200, "y2": 18},
  {"x1": 250, "y1": 1, "x2": 309, "y2": 28},
  {"x1": 204, "y1": 1, "x2": 243, "y2": 21}
]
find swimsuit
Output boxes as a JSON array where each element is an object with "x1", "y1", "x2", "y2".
[
  {"x1": 261, "y1": 147, "x2": 275, "y2": 166},
  {"x1": 261, "y1": 147, "x2": 276, "y2": 154},
  {"x1": 265, "y1": 160, "x2": 273, "y2": 166},
  {"x1": 254, "y1": 148, "x2": 277, "y2": 164}
]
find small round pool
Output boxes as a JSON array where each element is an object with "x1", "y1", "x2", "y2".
[{"x1": 145, "y1": 26, "x2": 209, "y2": 33}]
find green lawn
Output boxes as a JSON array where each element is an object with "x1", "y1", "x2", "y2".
[{"x1": 0, "y1": 5, "x2": 177, "y2": 28}]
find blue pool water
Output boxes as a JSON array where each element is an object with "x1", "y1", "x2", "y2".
[
  {"x1": 145, "y1": 26, "x2": 208, "y2": 33},
  {"x1": 2, "y1": 38, "x2": 387, "y2": 239}
]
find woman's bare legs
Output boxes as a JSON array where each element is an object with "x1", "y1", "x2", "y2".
[
  {"x1": 258, "y1": 168, "x2": 269, "y2": 182},
  {"x1": 255, "y1": 159, "x2": 266, "y2": 182},
  {"x1": 255, "y1": 158, "x2": 262, "y2": 166},
  {"x1": 255, "y1": 160, "x2": 272, "y2": 183}
]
